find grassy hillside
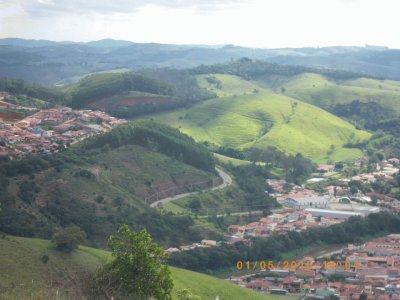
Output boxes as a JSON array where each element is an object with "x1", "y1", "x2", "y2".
[
  {"x1": 264, "y1": 73, "x2": 400, "y2": 114},
  {"x1": 213, "y1": 153, "x2": 251, "y2": 166},
  {"x1": 0, "y1": 235, "x2": 273, "y2": 300},
  {"x1": 147, "y1": 74, "x2": 371, "y2": 163}
]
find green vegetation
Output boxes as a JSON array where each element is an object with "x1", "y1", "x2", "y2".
[
  {"x1": 265, "y1": 73, "x2": 400, "y2": 143},
  {"x1": 63, "y1": 72, "x2": 173, "y2": 108},
  {"x1": 169, "y1": 212, "x2": 400, "y2": 272},
  {"x1": 88, "y1": 225, "x2": 173, "y2": 300},
  {"x1": 213, "y1": 153, "x2": 252, "y2": 166},
  {"x1": 0, "y1": 77, "x2": 64, "y2": 103},
  {"x1": 0, "y1": 235, "x2": 273, "y2": 300},
  {"x1": 147, "y1": 73, "x2": 370, "y2": 163},
  {"x1": 191, "y1": 58, "x2": 366, "y2": 81},
  {"x1": 81, "y1": 120, "x2": 215, "y2": 172},
  {"x1": 161, "y1": 164, "x2": 277, "y2": 226},
  {"x1": 276, "y1": 73, "x2": 400, "y2": 114},
  {"x1": 197, "y1": 74, "x2": 260, "y2": 97},
  {"x1": 0, "y1": 70, "x2": 213, "y2": 118},
  {"x1": 3, "y1": 93, "x2": 52, "y2": 108},
  {"x1": 0, "y1": 121, "x2": 217, "y2": 246},
  {"x1": 63, "y1": 69, "x2": 214, "y2": 117},
  {"x1": 52, "y1": 226, "x2": 87, "y2": 253}
]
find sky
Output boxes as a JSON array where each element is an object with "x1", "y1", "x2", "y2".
[{"x1": 0, "y1": 0, "x2": 399, "y2": 48}]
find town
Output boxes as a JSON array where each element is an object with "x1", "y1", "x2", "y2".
[
  {"x1": 0, "y1": 104, "x2": 127, "y2": 157},
  {"x1": 165, "y1": 159, "x2": 400, "y2": 299},
  {"x1": 228, "y1": 234, "x2": 400, "y2": 299}
]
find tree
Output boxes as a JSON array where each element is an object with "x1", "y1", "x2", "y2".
[
  {"x1": 52, "y1": 226, "x2": 86, "y2": 253},
  {"x1": 176, "y1": 288, "x2": 202, "y2": 300},
  {"x1": 89, "y1": 225, "x2": 173, "y2": 300},
  {"x1": 359, "y1": 292, "x2": 367, "y2": 300},
  {"x1": 188, "y1": 198, "x2": 201, "y2": 210}
]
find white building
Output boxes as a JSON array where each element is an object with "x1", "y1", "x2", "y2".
[
  {"x1": 284, "y1": 196, "x2": 329, "y2": 209},
  {"x1": 305, "y1": 208, "x2": 364, "y2": 220}
]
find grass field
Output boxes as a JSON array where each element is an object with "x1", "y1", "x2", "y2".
[
  {"x1": 213, "y1": 153, "x2": 252, "y2": 166},
  {"x1": 197, "y1": 74, "x2": 261, "y2": 97},
  {"x1": 147, "y1": 74, "x2": 371, "y2": 163},
  {"x1": 266, "y1": 73, "x2": 400, "y2": 114},
  {"x1": 0, "y1": 235, "x2": 274, "y2": 300}
]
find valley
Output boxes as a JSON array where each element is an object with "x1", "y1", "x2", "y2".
[{"x1": 1, "y1": 42, "x2": 400, "y2": 300}]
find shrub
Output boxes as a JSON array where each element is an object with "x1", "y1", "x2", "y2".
[{"x1": 52, "y1": 226, "x2": 86, "y2": 253}]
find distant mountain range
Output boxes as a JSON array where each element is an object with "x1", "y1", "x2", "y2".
[{"x1": 1, "y1": 38, "x2": 400, "y2": 85}]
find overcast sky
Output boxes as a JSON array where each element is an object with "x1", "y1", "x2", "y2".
[{"x1": 0, "y1": 0, "x2": 399, "y2": 48}]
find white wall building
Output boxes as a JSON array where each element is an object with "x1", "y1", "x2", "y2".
[
  {"x1": 305, "y1": 208, "x2": 364, "y2": 220},
  {"x1": 284, "y1": 196, "x2": 329, "y2": 209}
]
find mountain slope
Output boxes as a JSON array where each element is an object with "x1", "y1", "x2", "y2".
[
  {"x1": 147, "y1": 74, "x2": 371, "y2": 163},
  {"x1": 266, "y1": 73, "x2": 400, "y2": 114},
  {"x1": 0, "y1": 235, "x2": 273, "y2": 300},
  {"x1": 0, "y1": 121, "x2": 218, "y2": 247}
]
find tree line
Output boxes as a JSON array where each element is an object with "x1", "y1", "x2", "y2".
[
  {"x1": 168, "y1": 212, "x2": 400, "y2": 272},
  {"x1": 81, "y1": 120, "x2": 215, "y2": 172},
  {"x1": 0, "y1": 77, "x2": 64, "y2": 103},
  {"x1": 65, "y1": 72, "x2": 174, "y2": 108},
  {"x1": 191, "y1": 58, "x2": 370, "y2": 81}
]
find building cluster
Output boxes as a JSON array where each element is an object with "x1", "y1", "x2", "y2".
[
  {"x1": 230, "y1": 234, "x2": 400, "y2": 299},
  {"x1": 351, "y1": 159, "x2": 400, "y2": 184},
  {"x1": 166, "y1": 239, "x2": 219, "y2": 254},
  {"x1": 0, "y1": 107, "x2": 127, "y2": 157},
  {"x1": 226, "y1": 208, "x2": 350, "y2": 243}
]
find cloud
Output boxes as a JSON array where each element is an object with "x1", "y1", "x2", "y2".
[{"x1": 9, "y1": 0, "x2": 241, "y2": 18}]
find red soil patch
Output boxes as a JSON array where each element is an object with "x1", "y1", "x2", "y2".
[{"x1": 0, "y1": 111, "x2": 24, "y2": 122}]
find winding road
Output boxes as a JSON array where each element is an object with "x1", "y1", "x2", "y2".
[{"x1": 149, "y1": 167, "x2": 232, "y2": 208}]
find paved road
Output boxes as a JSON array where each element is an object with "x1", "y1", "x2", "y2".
[{"x1": 150, "y1": 167, "x2": 232, "y2": 208}]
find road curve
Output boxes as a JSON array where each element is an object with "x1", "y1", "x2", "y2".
[{"x1": 149, "y1": 166, "x2": 232, "y2": 208}]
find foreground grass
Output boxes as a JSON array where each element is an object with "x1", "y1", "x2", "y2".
[{"x1": 0, "y1": 235, "x2": 273, "y2": 300}]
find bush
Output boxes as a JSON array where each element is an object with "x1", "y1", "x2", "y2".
[
  {"x1": 52, "y1": 226, "x2": 86, "y2": 253},
  {"x1": 41, "y1": 255, "x2": 49, "y2": 264}
]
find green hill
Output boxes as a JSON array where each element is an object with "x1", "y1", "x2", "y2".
[
  {"x1": 147, "y1": 74, "x2": 371, "y2": 163},
  {"x1": 262, "y1": 73, "x2": 400, "y2": 114},
  {"x1": 0, "y1": 121, "x2": 219, "y2": 247},
  {"x1": 0, "y1": 235, "x2": 273, "y2": 300}
]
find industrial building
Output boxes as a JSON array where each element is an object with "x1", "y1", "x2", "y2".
[
  {"x1": 305, "y1": 208, "x2": 364, "y2": 220},
  {"x1": 284, "y1": 196, "x2": 329, "y2": 209}
]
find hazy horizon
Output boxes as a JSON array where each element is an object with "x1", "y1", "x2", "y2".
[
  {"x1": 1, "y1": 0, "x2": 399, "y2": 49},
  {"x1": 0, "y1": 36, "x2": 394, "y2": 50}
]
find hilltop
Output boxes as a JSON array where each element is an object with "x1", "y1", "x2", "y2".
[
  {"x1": 0, "y1": 235, "x2": 273, "y2": 300},
  {"x1": 262, "y1": 72, "x2": 400, "y2": 113},
  {"x1": 146, "y1": 73, "x2": 371, "y2": 163},
  {"x1": 1, "y1": 38, "x2": 400, "y2": 85}
]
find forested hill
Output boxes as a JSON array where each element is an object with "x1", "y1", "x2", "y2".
[
  {"x1": 191, "y1": 58, "x2": 372, "y2": 81},
  {"x1": 0, "y1": 70, "x2": 214, "y2": 117},
  {"x1": 0, "y1": 121, "x2": 216, "y2": 246},
  {"x1": 0, "y1": 77, "x2": 64, "y2": 103},
  {"x1": 80, "y1": 120, "x2": 215, "y2": 172},
  {"x1": 64, "y1": 72, "x2": 174, "y2": 108},
  {"x1": 1, "y1": 39, "x2": 400, "y2": 85}
]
